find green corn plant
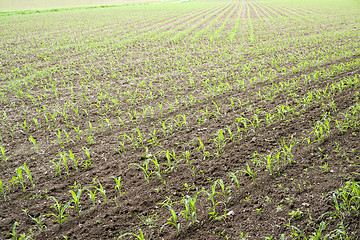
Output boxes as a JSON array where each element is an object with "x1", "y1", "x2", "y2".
[
  {"x1": 68, "y1": 150, "x2": 81, "y2": 172},
  {"x1": 47, "y1": 112, "x2": 57, "y2": 126},
  {"x1": 46, "y1": 196, "x2": 73, "y2": 229},
  {"x1": 8, "y1": 222, "x2": 19, "y2": 240},
  {"x1": 216, "y1": 179, "x2": 232, "y2": 204},
  {"x1": 225, "y1": 126, "x2": 236, "y2": 142},
  {"x1": 10, "y1": 167, "x2": 26, "y2": 191},
  {"x1": 19, "y1": 120, "x2": 31, "y2": 135},
  {"x1": 196, "y1": 137, "x2": 211, "y2": 159},
  {"x1": 209, "y1": 129, "x2": 226, "y2": 156},
  {"x1": 134, "y1": 129, "x2": 144, "y2": 148},
  {"x1": 129, "y1": 159, "x2": 153, "y2": 183},
  {"x1": 147, "y1": 127, "x2": 160, "y2": 146},
  {"x1": 86, "y1": 135, "x2": 95, "y2": 145},
  {"x1": 159, "y1": 119, "x2": 169, "y2": 138},
  {"x1": 311, "y1": 118, "x2": 331, "y2": 142},
  {"x1": 23, "y1": 210, "x2": 46, "y2": 232},
  {"x1": 53, "y1": 129, "x2": 64, "y2": 147},
  {"x1": 86, "y1": 121, "x2": 95, "y2": 135},
  {"x1": 243, "y1": 163, "x2": 258, "y2": 185},
  {"x1": 181, "y1": 190, "x2": 200, "y2": 228},
  {"x1": 62, "y1": 130, "x2": 71, "y2": 144},
  {"x1": 22, "y1": 162, "x2": 35, "y2": 189},
  {"x1": 118, "y1": 229, "x2": 146, "y2": 240},
  {"x1": 235, "y1": 117, "x2": 250, "y2": 136},
  {"x1": 9, "y1": 124, "x2": 18, "y2": 140},
  {"x1": 104, "y1": 117, "x2": 112, "y2": 129},
  {"x1": 288, "y1": 221, "x2": 332, "y2": 240},
  {"x1": 30, "y1": 214, "x2": 47, "y2": 232},
  {"x1": 58, "y1": 153, "x2": 70, "y2": 176},
  {"x1": 228, "y1": 98, "x2": 235, "y2": 112},
  {"x1": 202, "y1": 182, "x2": 224, "y2": 220},
  {"x1": 29, "y1": 136, "x2": 39, "y2": 153},
  {"x1": 212, "y1": 101, "x2": 222, "y2": 119},
  {"x1": 87, "y1": 188, "x2": 97, "y2": 209},
  {"x1": 0, "y1": 146, "x2": 9, "y2": 166},
  {"x1": 264, "y1": 153, "x2": 280, "y2": 176},
  {"x1": 81, "y1": 147, "x2": 93, "y2": 169},
  {"x1": 122, "y1": 132, "x2": 139, "y2": 150},
  {"x1": 69, "y1": 189, "x2": 83, "y2": 217},
  {"x1": 0, "y1": 178, "x2": 8, "y2": 201},
  {"x1": 113, "y1": 176, "x2": 125, "y2": 198},
  {"x1": 96, "y1": 182, "x2": 107, "y2": 204},
  {"x1": 117, "y1": 134, "x2": 126, "y2": 153},
  {"x1": 228, "y1": 171, "x2": 241, "y2": 189},
  {"x1": 159, "y1": 201, "x2": 181, "y2": 235},
  {"x1": 196, "y1": 107, "x2": 215, "y2": 123},
  {"x1": 50, "y1": 159, "x2": 62, "y2": 177},
  {"x1": 281, "y1": 137, "x2": 297, "y2": 163},
  {"x1": 172, "y1": 114, "x2": 187, "y2": 132},
  {"x1": 250, "y1": 114, "x2": 261, "y2": 131},
  {"x1": 160, "y1": 150, "x2": 180, "y2": 173},
  {"x1": 72, "y1": 125, "x2": 83, "y2": 140}
]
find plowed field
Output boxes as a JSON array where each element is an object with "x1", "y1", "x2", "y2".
[{"x1": 0, "y1": 0, "x2": 360, "y2": 239}]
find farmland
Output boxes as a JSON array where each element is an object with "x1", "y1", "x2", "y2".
[{"x1": 0, "y1": 0, "x2": 360, "y2": 239}]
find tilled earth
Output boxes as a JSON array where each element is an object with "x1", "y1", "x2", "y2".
[{"x1": 0, "y1": 1, "x2": 360, "y2": 239}]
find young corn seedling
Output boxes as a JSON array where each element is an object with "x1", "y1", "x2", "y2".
[
  {"x1": 113, "y1": 176, "x2": 125, "y2": 198},
  {"x1": 134, "y1": 128, "x2": 144, "y2": 148},
  {"x1": 311, "y1": 118, "x2": 331, "y2": 142},
  {"x1": 29, "y1": 136, "x2": 39, "y2": 154},
  {"x1": 9, "y1": 124, "x2": 18, "y2": 140},
  {"x1": 281, "y1": 137, "x2": 297, "y2": 163},
  {"x1": 58, "y1": 153, "x2": 70, "y2": 176},
  {"x1": 172, "y1": 114, "x2": 188, "y2": 132},
  {"x1": 81, "y1": 147, "x2": 93, "y2": 169},
  {"x1": 202, "y1": 182, "x2": 224, "y2": 220},
  {"x1": 209, "y1": 129, "x2": 227, "y2": 157},
  {"x1": 97, "y1": 181, "x2": 107, "y2": 204},
  {"x1": 0, "y1": 146, "x2": 9, "y2": 166},
  {"x1": 225, "y1": 126, "x2": 236, "y2": 142},
  {"x1": 10, "y1": 167, "x2": 26, "y2": 191},
  {"x1": 50, "y1": 159, "x2": 62, "y2": 177},
  {"x1": 8, "y1": 222, "x2": 19, "y2": 240},
  {"x1": 22, "y1": 162, "x2": 35, "y2": 189},
  {"x1": 250, "y1": 114, "x2": 261, "y2": 131},
  {"x1": 150, "y1": 156, "x2": 163, "y2": 178},
  {"x1": 69, "y1": 189, "x2": 83, "y2": 217},
  {"x1": 196, "y1": 137, "x2": 211, "y2": 159},
  {"x1": 87, "y1": 187, "x2": 97, "y2": 210},
  {"x1": 118, "y1": 229, "x2": 146, "y2": 240},
  {"x1": 147, "y1": 127, "x2": 160, "y2": 146},
  {"x1": 159, "y1": 201, "x2": 181, "y2": 235},
  {"x1": 0, "y1": 178, "x2": 8, "y2": 201},
  {"x1": 72, "y1": 125, "x2": 83, "y2": 140},
  {"x1": 212, "y1": 101, "x2": 222, "y2": 119},
  {"x1": 264, "y1": 153, "x2": 281, "y2": 176},
  {"x1": 129, "y1": 159, "x2": 153, "y2": 183},
  {"x1": 196, "y1": 107, "x2": 215, "y2": 123},
  {"x1": 228, "y1": 171, "x2": 241, "y2": 189},
  {"x1": 181, "y1": 190, "x2": 200, "y2": 228},
  {"x1": 23, "y1": 209, "x2": 46, "y2": 232},
  {"x1": 68, "y1": 150, "x2": 81, "y2": 172},
  {"x1": 160, "y1": 150, "x2": 180, "y2": 173},
  {"x1": 243, "y1": 164, "x2": 258, "y2": 185},
  {"x1": 216, "y1": 179, "x2": 232, "y2": 204},
  {"x1": 46, "y1": 196, "x2": 73, "y2": 229},
  {"x1": 19, "y1": 120, "x2": 31, "y2": 135},
  {"x1": 235, "y1": 117, "x2": 250, "y2": 136}
]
